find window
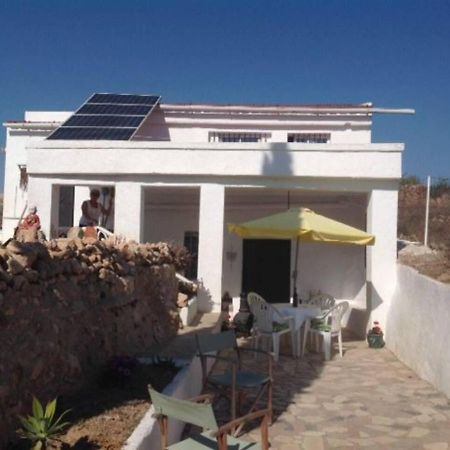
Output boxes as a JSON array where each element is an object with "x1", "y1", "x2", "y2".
[
  {"x1": 58, "y1": 185, "x2": 75, "y2": 228},
  {"x1": 184, "y1": 231, "x2": 199, "y2": 279},
  {"x1": 209, "y1": 132, "x2": 270, "y2": 143},
  {"x1": 287, "y1": 133, "x2": 330, "y2": 143}
]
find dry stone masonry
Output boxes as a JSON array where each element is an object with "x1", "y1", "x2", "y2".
[{"x1": 0, "y1": 237, "x2": 187, "y2": 445}]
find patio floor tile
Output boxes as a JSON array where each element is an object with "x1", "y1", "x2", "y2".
[{"x1": 189, "y1": 332, "x2": 450, "y2": 449}]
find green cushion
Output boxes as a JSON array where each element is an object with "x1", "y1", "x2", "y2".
[
  {"x1": 272, "y1": 321, "x2": 290, "y2": 332},
  {"x1": 209, "y1": 371, "x2": 270, "y2": 388},
  {"x1": 311, "y1": 318, "x2": 331, "y2": 332},
  {"x1": 169, "y1": 431, "x2": 260, "y2": 450}
]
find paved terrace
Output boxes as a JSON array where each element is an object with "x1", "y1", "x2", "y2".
[{"x1": 202, "y1": 333, "x2": 450, "y2": 450}]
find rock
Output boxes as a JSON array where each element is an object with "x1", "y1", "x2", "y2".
[
  {"x1": 24, "y1": 270, "x2": 39, "y2": 283},
  {"x1": 31, "y1": 360, "x2": 44, "y2": 380},
  {"x1": 15, "y1": 228, "x2": 38, "y2": 243},
  {"x1": 71, "y1": 259, "x2": 82, "y2": 274},
  {"x1": 177, "y1": 292, "x2": 189, "y2": 307},
  {"x1": 437, "y1": 272, "x2": 450, "y2": 283},
  {"x1": 7, "y1": 258, "x2": 24, "y2": 275},
  {"x1": 0, "y1": 270, "x2": 12, "y2": 284},
  {"x1": 13, "y1": 275, "x2": 28, "y2": 291},
  {"x1": 6, "y1": 240, "x2": 25, "y2": 255},
  {"x1": 67, "y1": 227, "x2": 83, "y2": 240},
  {"x1": 67, "y1": 353, "x2": 81, "y2": 375},
  {"x1": 83, "y1": 236, "x2": 97, "y2": 245},
  {"x1": 11, "y1": 253, "x2": 36, "y2": 270}
]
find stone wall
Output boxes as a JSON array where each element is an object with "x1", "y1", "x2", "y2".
[{"x1": 0, "y1": 238, "x2": 184, "y2": 444}]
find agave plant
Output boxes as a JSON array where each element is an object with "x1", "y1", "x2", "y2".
[{"x1": 17, "y1": 397, "x2": 70, "y2": 450}]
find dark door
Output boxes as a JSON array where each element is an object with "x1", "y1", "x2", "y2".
[{"x1": 242, "y1": 239, "x2": 291, "y2": 303}]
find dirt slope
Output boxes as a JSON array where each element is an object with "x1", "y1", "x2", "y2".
[{"x1": 398, "y1": 184, "x2": 450, "y2": 282}]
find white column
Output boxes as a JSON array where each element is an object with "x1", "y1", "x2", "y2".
[
  {"x1": 197, "y1": 184, "x2": 225, "y2": 313},
  {"x1": 73, "y1": 186, "x2": 91, "y2": 226},
  {"x1": 27, "y1": 177, "x2": 58, "y2": 239},
  {"x1": 114, "y1": 183, "x2": 144, "y2": 242},
  {"x1": 366, "y1": 189, "x2": 398, "y2": 332}
]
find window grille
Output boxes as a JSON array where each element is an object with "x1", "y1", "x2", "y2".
[
  {"x1": 209, "y1": 132, "x2": 270, "y2": 143},
  {"x1": 18, "y1": 164, "x2": 28, "y2": 190},
  {"x1": 184, "y1": 231, "x2": 199, "y2": 280},
  {"x1": 287, "y1": 133, "x2": 331, "y2": 143}
]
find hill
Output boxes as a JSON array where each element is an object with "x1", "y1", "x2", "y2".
[{"x1": 398, "y1": 181, "x2": 450, "y2": 282}]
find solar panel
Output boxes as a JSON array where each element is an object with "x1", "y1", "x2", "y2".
[
  {"x1": 88, "y1": 93, "x2": 160, "y2": 105},
  {"x1": 64, "y1": 115, "x2": 144, "y2": 128},
  {"x1": 47, "y1": 93, "x2": 161, "y2": 141}
]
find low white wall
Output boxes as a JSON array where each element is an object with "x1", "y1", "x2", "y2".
[
  {"x1": 123, "y1": 357, "x2": 205, "y2": 450},
  {"x1": 387, "y1": 264, "x2": 450, "y2": 397}
]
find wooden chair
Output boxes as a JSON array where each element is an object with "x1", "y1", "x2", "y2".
[
  {"x1": 247, "y1": 292, "x2": 296, "y2": 361},
  {"x1": 149, "y1": 386, "x2": 270, "y2": 449},
  {"x1": 195, "y1": 330, "x2": 273, "y2": 428},
  {"x1": 308, "y1": 301, "x2": 349, "y2": 360}
]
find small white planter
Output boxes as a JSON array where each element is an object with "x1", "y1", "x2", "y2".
[
  {"x1": 123, "y1": 355, "x2": 213, "y2": 450},
  {"x1": 179, "y1": 296, "x2": 198, "y2": 326}
]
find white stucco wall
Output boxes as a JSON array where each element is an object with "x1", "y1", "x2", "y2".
[
  {"x1": 366, "y1": 189, "x2": 399, "y2": 328},
  {"x1": 27, "y1": 142, "x2": 403, "y2": 180},
  {"x1": 2, "y1": 131, "x2": 48, "y2": 239},
  {"x1": 134, "y1": 106, "x2": 372, "y2": 144},
  {"x1": 387, "y1": 264, "x2": 450, "y2": 398}
]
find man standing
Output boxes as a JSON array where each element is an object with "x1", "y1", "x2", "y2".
[{"x1": 79, "y1": 189, "x2": 112, "y2": 227}]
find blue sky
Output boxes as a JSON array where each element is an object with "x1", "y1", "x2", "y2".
[{"x1": 0, "y1": 0, "x2": 449, "y2": 190}]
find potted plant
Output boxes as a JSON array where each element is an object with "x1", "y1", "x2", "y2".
[{"x1": 367, "y1": 321, "x2": 385, "y2": 348}]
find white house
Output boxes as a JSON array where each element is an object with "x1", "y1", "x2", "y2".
[{"x1": 2, "y1": 94, "x2": 414, "y2": 335}]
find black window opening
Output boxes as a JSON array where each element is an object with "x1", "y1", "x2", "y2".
[
  {"x1": 209, "y1": 132, "x2": 270, "y2": 143},
  {"x1": 287, "y1": 133, "x2": 330, "y2": 143},
  {"x1": 58, "y1": 186, "x2": 75, "y2": 228},
  {"x1": 184, "y1": 231, "x2": 199, "y2": 280}
]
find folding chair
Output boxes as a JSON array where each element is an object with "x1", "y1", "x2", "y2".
[
  {"x1": 149, "y1": 386, "x2": 270, "y2": 449},
  {"x1": 195, "y1": 330, "x2": 273, "y2": 428}
]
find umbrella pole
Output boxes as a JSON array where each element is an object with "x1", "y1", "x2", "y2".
[{"x1": 293, "y1": 237, "x2": 300, "y2": 306}]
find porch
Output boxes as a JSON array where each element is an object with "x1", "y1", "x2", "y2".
[{"x1": 35, "y1": 181, "x2": 397, "y2": 336}]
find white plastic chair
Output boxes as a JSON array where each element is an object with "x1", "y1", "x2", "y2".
[
  {"x1": 307, "y1": 291, "x2": 336, "y2": 310},
  {"x1": 247, "y1": 292, "x2": 296, "y2": 361},
  {"x1": 308, "y1": 301, "x2": 349, "y2": 360}
]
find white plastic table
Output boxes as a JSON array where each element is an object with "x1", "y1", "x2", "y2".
[{"x1": 273, "y1": 303, "x2": 321, "y2": 357}]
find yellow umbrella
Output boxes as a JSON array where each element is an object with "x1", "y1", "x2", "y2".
[{"x1": 228, "y1": 207, "x2": 375, "y2": 302}]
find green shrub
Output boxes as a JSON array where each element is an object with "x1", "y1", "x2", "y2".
[{"x1": 17, "y1": 397, "x2": 70, "y2": 450}]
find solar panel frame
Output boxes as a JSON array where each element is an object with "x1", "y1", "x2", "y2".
[
  {"x1": 48, "y1": 127, "x2": 135, "y2": 141},
  {"x1": 47, "y1": 92, "x2": 161, "y2": 141},
  {"x1": 87, "y1": 93, "x2": 160, "y2": 106},
  {"x1": 64, "y1": 115, "x2": 144, "y2": 128},
  {"x1": 76, "y1": 103, "x2": 153, "y2": 116}
]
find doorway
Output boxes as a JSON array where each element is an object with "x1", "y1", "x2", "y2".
[{"x1": 242, "y1": 239, "x2": 291, "y2": 303}]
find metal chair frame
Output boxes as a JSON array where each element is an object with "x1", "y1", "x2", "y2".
[
  {"x1": 149, "y1": 387, "x2": 270, "y2": 450},
  {"x1": 195, "y1": 330, "x2": 273, "y2": 432}
]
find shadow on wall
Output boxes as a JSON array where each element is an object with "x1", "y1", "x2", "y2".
[
  {"x1": 133, "y1": 108, "x2": 171, "y2": 141},
  {"x1": 197, "y1": 280, "x2": 215, "y2": 312},
  {"x1": 262, "y1": 143, "x2": 294, "y2": 177},
  {"x1": 364, "y1": 280, "x2": 383, "y2": 331}
]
